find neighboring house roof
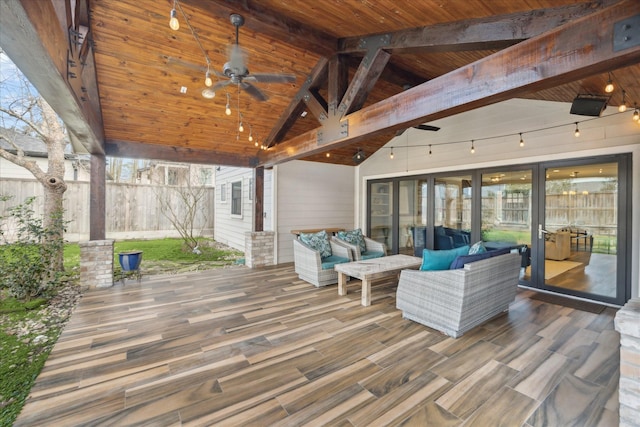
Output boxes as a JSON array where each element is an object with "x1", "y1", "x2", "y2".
[{"x1": 0, "y1": 128, "x2": 74, "y2": 158}]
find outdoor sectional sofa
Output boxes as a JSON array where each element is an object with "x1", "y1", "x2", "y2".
[
  {"x1": 293, "y1": 236, "x2": 352, "y2": 287},
  {"x1": 396, "y1": 250, "x2": 521, "y2": 338}
]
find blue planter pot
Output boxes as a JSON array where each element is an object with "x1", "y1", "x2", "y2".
[{"x1": 118, "y1": 251, "x2": 143, "y2": 271}]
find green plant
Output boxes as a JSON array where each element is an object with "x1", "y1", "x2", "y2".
[{"x1": 0, "y1": 197, "x2": 65, "y2": 301}]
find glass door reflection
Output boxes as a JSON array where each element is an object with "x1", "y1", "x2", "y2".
[{"x1": 370, "y1": 182, "x2": 393, "y2": 253}]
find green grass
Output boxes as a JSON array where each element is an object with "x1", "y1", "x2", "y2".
[
  {"x1": 2, "y1": 237, "x2": 243, "y2": 425},
  {"x1": 0, "y1": 302, "x2": 63, "y2": 425}
]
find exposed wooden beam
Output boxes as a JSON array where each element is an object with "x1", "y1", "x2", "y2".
[
  {"x1": 105, "y1": 140, "x2": 256, "y2": 167},
  {"x1": 0, "y1": 0, "x2": 104, "y2": 155},
  {"x1": 338, "y1": 2, "x2": 612, "y2": 54},
  {"x1": 328, "y1": 55, "x2": 349, "y2": 116},
  {"x1": 264, "y1": 57, "x2": 329, "y2": 147},
  {"x1": 258, "y1": 0, "x2": 640, "y2": 167},
  {"x1": 339, "y1": 48, "x2": 391, "y2": 116}
]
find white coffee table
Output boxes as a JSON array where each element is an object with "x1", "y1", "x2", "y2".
[{"x1": 335, "y1": 254, "x2": 422, "y2": 306}]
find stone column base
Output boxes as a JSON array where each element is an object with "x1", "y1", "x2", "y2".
[
  {"x1": 80, "y1": 240, "x2": 114, "y2": 288},
  {"x1": 615, "y1": 298, "x2": 640, "y2": 427},
  {"x1": 245, "y1": 231, "x2": 275, "y2": 268}
]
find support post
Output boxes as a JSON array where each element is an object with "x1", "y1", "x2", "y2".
[{"x1": 90, "y1": 153, "x2": 106, "y2": 240}]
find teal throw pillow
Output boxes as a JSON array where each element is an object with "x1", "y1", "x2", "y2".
[
  {"x1": 337, "y1": 228, "x2": 366, "y2": 253},
  {"x1": 420, "y1": 245, "x2": 470, "y2": 271},
  {"x1": 469, "y1": 241, "x2": 486, "y2": 255},
  {"x1": 299, "y1": 230, "x2": 332, "y2": 258}
]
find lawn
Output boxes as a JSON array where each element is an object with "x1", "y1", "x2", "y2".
[{"x1": 1, "y1": 238, "x2": 243, "y2": 425}]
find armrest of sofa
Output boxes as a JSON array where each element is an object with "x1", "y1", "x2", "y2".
[
  {"x1": 293, "y1": 239, "x2": 322, "y2": 268},
  {"x1": 329, "y1": 240, "x2": 352, "y2": 261},
  {"x1": 363, "y1": 237, "x2": 386, "y2": 255}
]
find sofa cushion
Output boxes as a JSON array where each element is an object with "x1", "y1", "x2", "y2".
[
  {"x1": 320, "y1": 255, "x2": 350, "y2": 270},
  {"x1": 469, "y1": 240, "x2": 486, "y2": 255},
  {"x1": 420, "y1": 245, "x2": 470, "y2": 271},
  {"x1": 337, "y1": 228, "x2": 366, "y2": 253},
  {"x1": 450, "y1": 251, "x2": 493, "y2": 269},
  {"x1": 488, "y1": 247, "x2": 512, "y2": 257},
  {"x1": 360, "y1": 250, "x2": 385, "y2": 260},
  {"x1": 299, "y1": 230, "x2": 332, "y2": 258}
]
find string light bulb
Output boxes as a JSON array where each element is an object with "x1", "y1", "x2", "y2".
[
  {"x1": 326, "y1": 152, "x2": 330, "y2": 158},
  {"x1": 470, "y1": 140, "x2": 475, "y2": 154},
  {"x1": 225, "y1": 93, "x2": 231, "y2": 116},
  {"x1": 618, "y1": 90, "x2": 627, "y2": 113},
  {"x1": 574, "y1": 122, "x2": 580, "y2": 137},
  {"x1": 248, "y1": 126, "x2": 253, "y2": 142},
  {"x1": 519, "y1": 133, "x2": 524, "y2": 147},
  {"x1": 238, "y1": 119, "x2": 244, "y2": 133},
  {"x1": 633, "y1": 104, "x2": 640, "y2": 122},
  {"x1": 604, "y1": 73, "x2": 614, "y2": 93},
  {"x1": 204, "y1": 70, "x2": 213, "y2": 87},
  {"x1": 254, "y1": 141, "x2": 259, "y2": 147},
  {"x1": 428, "y1": 144, "x2": 432, "y2": 156},
  {"x1": 169, "y1": 1, "x2": 180, "y2": 31},
  {"x1": 390, "y1": 147, "x2": 394, "y2": 159}
]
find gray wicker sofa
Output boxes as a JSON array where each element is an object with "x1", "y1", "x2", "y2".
[
  {"x1": 293, "y1": 238, "x2": 352, "y2": 287},
  {"x1": 396, "y1": 252, "x2": 521, "y2": 338}
]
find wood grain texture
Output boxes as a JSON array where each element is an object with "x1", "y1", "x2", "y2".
[{"x1": 15, "y1": 265, "x2": 619, "y2": 426}]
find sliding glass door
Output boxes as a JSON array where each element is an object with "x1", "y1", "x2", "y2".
[{"x1": 536, "y1": 158, "x2": 629, "y2": 304}]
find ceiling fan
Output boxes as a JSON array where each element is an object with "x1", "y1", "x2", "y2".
[
  {"x1": 395, "y1": 124, "x2": 440, "y2": 137},
  {"x1": 201, "y1": 14, "x2": 296, "y2": 101}
]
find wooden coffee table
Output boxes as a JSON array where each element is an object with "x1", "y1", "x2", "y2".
[{"x1": 335, "y1": 254, "x2": 422, "y2": 306}]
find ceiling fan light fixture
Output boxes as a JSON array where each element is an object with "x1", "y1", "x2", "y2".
[{"x1": 201, "y1": 88, "x2": 215, "y2": 99}]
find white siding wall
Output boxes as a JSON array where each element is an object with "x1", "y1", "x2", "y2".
[
  {"x1": 214, "y1": 166, "x2": 254, "y2": 251},
  {"x1": 357, "y1": 98, "x2": 640, "y2": 297},
  {"x1": 275, "y1": 161, "x2": 355, "y2": 263}
]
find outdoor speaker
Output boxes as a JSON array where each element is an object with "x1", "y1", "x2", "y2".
[{"x1": 570, "y1": 94, "x2": 609, "y2": 117}]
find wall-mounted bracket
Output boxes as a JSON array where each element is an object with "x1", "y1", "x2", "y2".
[{"x1": 317, "y1": 118, "x2": 348, "y2": 145}]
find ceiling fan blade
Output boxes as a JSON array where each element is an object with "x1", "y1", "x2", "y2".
[
  {"x1": 414, "y1": 124, "x2": 440, "y2": 131},
  {"x1": 211, "y1": 80, "x2": 232, "y2": 92},
  {"x1": 245, "y1": 73, "x2": 296, "y2": 84},
  {"x1": 240, "y1": 82, "x2": 268, "y2": 101}
]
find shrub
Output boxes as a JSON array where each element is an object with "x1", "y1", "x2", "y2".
[{"x1": 0, "y1": 197, "x2": 64, "y2": 300}]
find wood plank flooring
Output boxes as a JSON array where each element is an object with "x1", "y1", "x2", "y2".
[{"x1": 15, "y1": 264, "x2": 620, "y2": 426}]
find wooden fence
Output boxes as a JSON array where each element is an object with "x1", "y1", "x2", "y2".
[{"x1": 0, "y1": 178, "x2": 214, "y2": 242}]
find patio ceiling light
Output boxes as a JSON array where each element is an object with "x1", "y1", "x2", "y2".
[
  {"x1": 169, "y1": 2, "x2": 180, "y2": 31},
  {"x1": 605, "y1": 72, "x2": 614, "y2": 93}
]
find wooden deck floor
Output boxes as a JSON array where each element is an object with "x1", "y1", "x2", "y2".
[{"x1": 15, "y1": 264, "x2": 620, "y2": 426}]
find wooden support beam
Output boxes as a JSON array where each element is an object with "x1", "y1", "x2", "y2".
[
  {"x1": 254, "y1": 167, "x2": 264, "y2": 232},
  {"x1": 89, "y1": 153, "x2": 106, "y2": 240},
  {"x1": 105, "y1": 140, "x2": 256, "y2": 168},
  {"x1": 0, "y1": 0, "x2": 104, "y2": 155},
  {"x1": 258, "y1": 0, "x2": 640, "y2": 167},
  {"x1": 264, "y1": 57, "x2": 328, "y2": 147},
  {"x1": 338, "y1": 2, "x2": 611, "y2": 54},
  {"x1": 328, "y1": 55, "x2": 349, "y2": 117},
  {"x1": 339, "y1": 48, "x2": 391, "y2": 116}
]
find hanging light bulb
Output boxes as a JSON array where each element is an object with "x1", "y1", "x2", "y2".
[
  {"x1": 470, "y1": 140, "x2": 475, "y2": 154},
  {"x1": 618, "y1": 90, "x2": 627, "y2": 113},
  {"x1": 248, "y1": 126, "x2": 253, "y2": 142},
  {"x1": 428, "y1": 144, "x2": 432, "y2": 156},
  {"x1": 254, "y1": 141, "x2": 259, "y2": 147},
  {"x1": 326, "y1": 152, "x2": 330, "y2": 158},
  {"x1": 390, "y1": 147, "x2": 394, "y2": 159},
  {"x1": 225, "y1": 93, "x2": 231, "y2": 116},
  {"x1": 604, "y1": 73, "x2": 614, "y2": 93},
  {"x1": 519, "y1": 133, "x2": 524, "y2": 147},
  {"x1": 204, "y1": 70, "x2": 213, "y2": 87},
  {"x1": 574, "y1": 122, "x2": 580, "y2": 137},
  {"x1": 169, "y1": 1, "x2": 180, "y2": 31},
  {"x1": 633, "y1": 104, "x2": 640, "y2": 121},
  {"x1": 238, "y1": 120, "x2": 244, "y2": 133}
]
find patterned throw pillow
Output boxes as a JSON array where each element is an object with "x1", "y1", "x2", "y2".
[
  {"x1": 469, "y1": 241, "x2": 487, "y2": 255},
  {"x1": 299, "y1": 230, "x2": 332, "y2": 258},
  {"x1": 337, "y1": 228, "x2": 366, "y2": 253}
]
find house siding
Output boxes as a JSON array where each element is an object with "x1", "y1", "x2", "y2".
[
  {"x1": 275, "y1": 161, "x2": 355, "y2": 264},
  {"x1": 214, "y1": 167, "x2": 254, "y2": 252}
]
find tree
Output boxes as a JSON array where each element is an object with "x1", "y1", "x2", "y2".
[{"x1": 0, "y1": 50, "x2": 67, "y2": 272}]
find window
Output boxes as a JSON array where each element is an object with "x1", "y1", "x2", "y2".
[
  {"x1": 231, "y1": 181, "x2": 242, "y2": 216},
  {"x1": 220, "y1": 183, "x2": 226, "y2": 202}
]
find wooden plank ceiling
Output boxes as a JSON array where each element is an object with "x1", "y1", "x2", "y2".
[{"x1": 4, "y1": 0, "x2": 640, "y2": 168}]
